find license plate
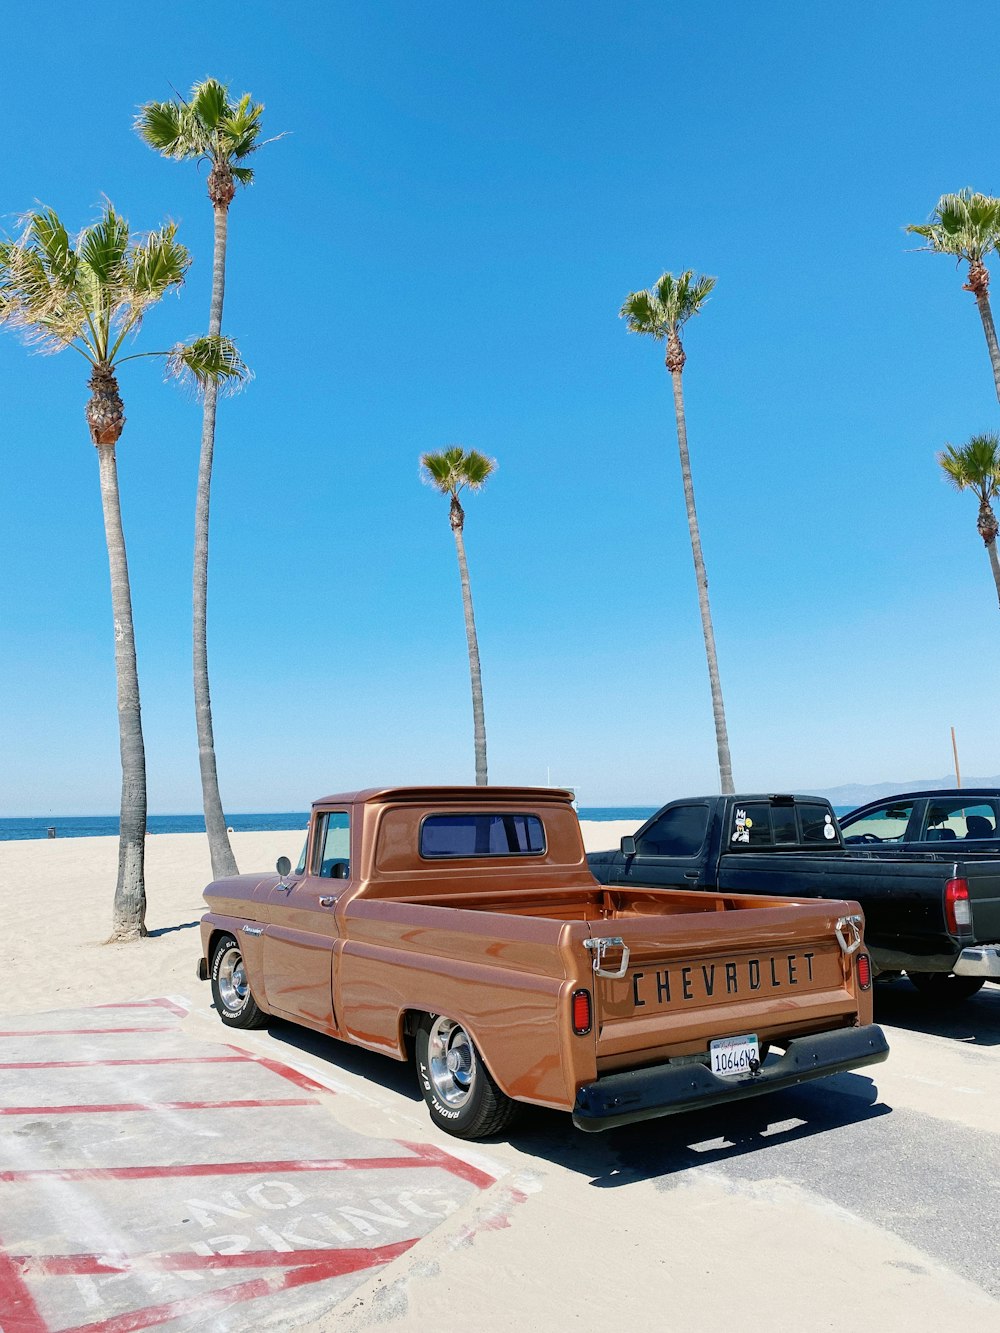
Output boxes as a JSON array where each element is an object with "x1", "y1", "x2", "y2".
[{"x1": 710, "y1": 1033, "x2": 760, "y2": 1078}]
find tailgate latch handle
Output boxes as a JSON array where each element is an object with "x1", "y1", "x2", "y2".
[
  {"x1": 583, "y1": 936, "x2": 631, "y2": 979},
  {"x1": 835, "y1": 914, "x2": 863, "y2": 955}
]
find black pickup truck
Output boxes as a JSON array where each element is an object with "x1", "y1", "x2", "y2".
[{"x1": 588, "y1": 794, "x2": 1000, "y2": 1003}]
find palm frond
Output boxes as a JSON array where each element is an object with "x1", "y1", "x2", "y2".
[
  {"x1": 166, "y1": 333, "x2": 251, "y2": 395},
  {"x1": 658, "y1": 268, "x2": 716, "y2": 326},
  {"x1": 230, "y1": 165, "x2": 255, "y2": 187},
  {"x1": 937, "y1": 432, "x2": 1000, "y2": 499},
  {"x1": 906, "y1": 189, "x2": 1000, "y2": 261},
  {"x1": 420, "y1": 446, "x2": 495, "y2": 496},
  {"x1": 128, "y1": 223, "x2": 190, "y2": 301},
  {"x1": 619, "y1": 289, "x2": 665, "y2": 337},
  {"x1": 78, "y1": 204, "x2": 130, "y2": 287},
  {"x1": 190, "y1": 77, "x2": 229, "y2": 132},
  {"x1": 134, "y1": 100, "x2": 188, "y2": 155}
]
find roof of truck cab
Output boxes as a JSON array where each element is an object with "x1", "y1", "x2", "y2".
[{"x1": 311, "y1": 785, "x2": 577, "y2": 807}]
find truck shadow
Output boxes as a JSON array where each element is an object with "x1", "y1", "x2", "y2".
[
  {"x1": 509, "y1": 1073, "x2": 891, "y2": 1185},
  {"x1": 263, "y1": 1018, "x2": 892, "y2": 1185},
  {"x1": 874, "y1": 976, "x2": 1000, "y2": 1046},
  {"x1": 264, "y1": 1020, "x2": 422, "y2": 1102}
]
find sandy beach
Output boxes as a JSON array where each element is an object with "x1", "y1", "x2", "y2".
[
  {"x1": 2, "y1": 822, "x2": 998, "y2": 1331},
  {"x1": 0, "y1": 821, "x2": 639, "y2": 1018}
]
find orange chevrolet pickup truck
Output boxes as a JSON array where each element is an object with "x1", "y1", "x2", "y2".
[{"x1": 197, "y1": 787, "x2": 888, "y2": 1139}]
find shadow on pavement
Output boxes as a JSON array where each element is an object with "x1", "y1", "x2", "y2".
[
  {"x1": 264, "y1": 1018, "x2": 422, "y2": 1103},
  {"x1": 874, "y1": 975, "x2": 1000, "y2": 1046},
  {"x1": 506, "y1": 1071, "x2": 890, "y2": 1186},
  {"x1": 248, "y1": 1011, "x2": 891, "y2": 1185}
]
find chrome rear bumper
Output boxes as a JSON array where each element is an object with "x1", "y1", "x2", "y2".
[{"x1": 954, "y1": 944, "x2": 1000, "y2": 978}]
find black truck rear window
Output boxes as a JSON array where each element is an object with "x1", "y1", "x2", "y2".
[
  {"x1": 420, "y1": 814, "x2": 545, "y2": 858},
  {"x1": 730, "y1": 802, "x2": 838, "y2": 848}
]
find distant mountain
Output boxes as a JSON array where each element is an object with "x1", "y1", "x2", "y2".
[{"x1": 804, "y1": 775, "x2": 1000, "y2": 809}]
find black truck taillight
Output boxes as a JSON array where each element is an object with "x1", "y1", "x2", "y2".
[
  {"x1": 572, "y1": 989, "x2": 592, "y2": 1035},
  {"x1": 945, "y1": 878, "x2": 972, "y2": 936}
]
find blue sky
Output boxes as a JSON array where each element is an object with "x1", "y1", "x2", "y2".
[{"x1": 2, "y1": 1, "x2": 998, "y2": 815}]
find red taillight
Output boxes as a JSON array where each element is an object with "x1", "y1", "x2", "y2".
[
  {"x1": 945, "y1": 878, "x2": 972, "y2": 935},
  {"x1": 856, "y1": 952, "x2": 872, "y2": 990},
  {"x1": 572, "y1": 989, "x2": 592, "y2": 1035}
]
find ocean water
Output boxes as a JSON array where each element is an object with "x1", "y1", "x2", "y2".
[{"x1": 0, "y1": 807, "x2": 659, "y2": 843}]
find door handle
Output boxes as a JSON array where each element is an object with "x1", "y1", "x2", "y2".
[
  {"x1": 684, "y1": 871, "x2": 699, "y2": 880},
  {"x1": 318, "y1": 896, "x2": 335, "y2": 908}
]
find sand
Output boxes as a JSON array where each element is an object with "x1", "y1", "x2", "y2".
[
  {"x1": 0, "y1": 820, "x2": 637, "y2": 1018},
  {"x1": 2, "y1": 821, "x2": 996, "y2": 1331}
]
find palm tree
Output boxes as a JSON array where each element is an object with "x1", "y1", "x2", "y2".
[
  {"x1": 0, "y1": 204, "x2": 248, "y2": 940},
  {"x1": 136, "y1": 78, "x2": 268, "y2": 880},
  {"x1": 420, "y1": 447, "x2": 496, "y2": 785},
  {"x1": 937, "y1": 432, "x2": 1000, "y2": 608},
  {"x1": 620, "y1": 270, "x2": 735, "y2": 795},
  {"x1": 907, "y1": 190, "x2": 1000, "y2": 404}
]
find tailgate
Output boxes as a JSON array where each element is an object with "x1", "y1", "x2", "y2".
[
  {"x1": 966, "y1": 862, "x2": 1000, "y2": 942},
  {"x1": 586, "y1": 901, "x2": 860, "y2": 1064}
]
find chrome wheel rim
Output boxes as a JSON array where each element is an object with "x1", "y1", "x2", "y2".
[
  {"x1": 427, "y1": 1016, "x2": 476, "y2": 1108},
  {"x1": 217, "y1": 946, "x2": 248, "y2": 1012}
]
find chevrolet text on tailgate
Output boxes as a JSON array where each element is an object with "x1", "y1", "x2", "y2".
[{"x1": 198, "y1": 787, "x2": 888, "y2": 1139}]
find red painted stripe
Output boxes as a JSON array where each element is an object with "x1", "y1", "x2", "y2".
[
  {"x1": 0, "y1": 1153, "x2": 462, "y2": 1183},
  {"x1": 0, "y1": 1027, "x2": 173, "y2": 1037},
  {"x1": 0, "y1": 1056, "x2": 249, "y2": 1071},
  {"x1": 56, "y1": 1239, "x2": 417, "y2": 1333},
  {"x1": 251, "y1": 1055, "x2": 336, "y2": 1093},
  {"x1": 14, "y1": 1241, "x2": 416, "y2": 1275},
  {"x1": 96, "y1": 998, "x2": 188, "y2": 1018},
  {"x1": 0, "y1": 1238, "x2": 48, "y2": 1333},
  {"x1": 0, "y1": 1098, "x2": 313, "y2": 1116},
  {"x1": 396, "y1": 1139, "x2": 496, "y2": 1189}
]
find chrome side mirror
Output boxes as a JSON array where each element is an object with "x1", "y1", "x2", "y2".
[{"x1": 276, "y1": 856, "x2": 291, "y2": 876}]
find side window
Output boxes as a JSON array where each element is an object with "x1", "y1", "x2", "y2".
[
  {"x1": 841, "y1": 802, "x2": 914, "y2": 844},
  {"x1": 925, "y1": 801, "x2": 998, "y2": 841},
  {"x1": 730, "y1": 802, "x2": 772, "y2": 847},
  {"x1": 420, "y1": 814, "x2": 545, "y2": 858},
  {"x1": 313, "y1": 811, "x2": 351, "y2": 878},
  {"x1": 294, "y1": 835, "x2": 308, "y2": 875},
  {"x1": 636, "y1": 804, "x2": 709, "y2": 856}
]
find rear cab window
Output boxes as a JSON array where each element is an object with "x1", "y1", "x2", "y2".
[
  {"x1": 420, "y1": 813, "x2": 545, "y2": 858},
  {"x1": 729, "y1": 800, "x2": 840, "y2": 848}
]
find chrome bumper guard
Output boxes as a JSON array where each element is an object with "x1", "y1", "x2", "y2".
[
  {"x1": 572, "y1": 1025, "x2": 889, "y2": 1133},
  {"x1": 954, "y1": 945, "x2": 1000, "y2": 978}
]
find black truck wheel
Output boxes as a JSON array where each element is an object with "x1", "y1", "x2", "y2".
[
  {"x1": 906, "y1": 971, "x2": 985, "y2": 1004},
  {"x1": 415, "y1": 1014, "x2": 519, "y2": 1139},
  {"x1": 210, "y1": 934, "x2": 269, "y2": 1029}
]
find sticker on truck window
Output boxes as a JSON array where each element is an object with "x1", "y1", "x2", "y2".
[
  {"x1": 732, "y1": 808, "x2": 752, "y2": 844},
  {"x1": 823, "y1": 815, "x2": 836, "y2": 840}
]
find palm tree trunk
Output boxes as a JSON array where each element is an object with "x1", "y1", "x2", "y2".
[
  {"x1": 450, "y1": 504, "x2": 488, "y2": 785},
  {"x1": 192, "y1": 198, "x2": 238, "y2": 879},
  {"x1": 96, "y1": 443, "x2": 148, "y2": 940},
  {"x1": 987, "y1": 538, "x2": 1000, "y2": 609},
  {"x1": 973, "y1": 291, "x2": 1000, "y2": 406},
  {"x1": 668, "y1": 363, "x2": 735, "y2": 794}
]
